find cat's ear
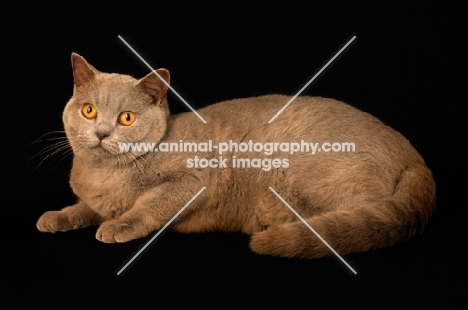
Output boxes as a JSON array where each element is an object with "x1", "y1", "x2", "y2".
[
  {"x1": 71, "y1": 53, "x2": 98, "y2": 88},
  {"x1": 139, "y1": 69, "x2": 170, "y2": 104}
]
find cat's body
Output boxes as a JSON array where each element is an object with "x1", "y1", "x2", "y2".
[{"x1": 36, "y1": 53, "x2": 436, "y2": 258}]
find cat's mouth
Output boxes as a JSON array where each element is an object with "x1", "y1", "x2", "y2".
[
  {"x1": 80, "y1": 136, "x2": 144, "y2": 157},
  {"x1": 88, "y1": 140, "x2": 116, "y2": 156}
]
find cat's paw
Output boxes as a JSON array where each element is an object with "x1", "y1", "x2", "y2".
[
  {"x1": 96, "y1": 220, "x2": 145, "y2": 243},
  {"x1": 250, "y1": 225, "x2": 309, "y2": 258},
  {"x1": 249, "y1": 227, "x2": 286, "y2": 256},
  {"x1": 250, "y1": 224, "x2": 329, "y2": 259},
  {"x1": 36, "y1": 211, "x2": 77, "y2": 233}
]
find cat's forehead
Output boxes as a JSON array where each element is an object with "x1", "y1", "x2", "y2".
[
  {"x1": 75, "y1": 73, "x2": 148, "y2": 110},
  {"x1": 98, "y1": 73, "x2": 138, "y2": 88}
]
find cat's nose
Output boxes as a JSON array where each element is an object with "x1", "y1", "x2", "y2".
[
  {"x1": 95, "y1": 130, "x2": 111, "y2": 141},
  {"x1": 95, "y1": 122, "x2": 113, "y2": 141}
]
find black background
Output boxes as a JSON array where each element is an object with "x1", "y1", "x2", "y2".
[{"x1": 4, "y1": 3, "x2": 466, "y2": 308}]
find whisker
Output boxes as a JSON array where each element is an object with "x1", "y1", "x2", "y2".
[
  {"x1": 125, "y1": 152, "x2": 146, "y2": 189},
  {"x1": 123, "y1": 150, "x2": 156, "y2": 191},
  {"x1": 31, "y1": 144, "x2": 72, "y2": 172},
  {"x1": 29, "y1": 134, "x2": 73, "y2": 173},
  {"x1": 40, "y1": 137, "x2": 69, "y2": 142},
  {"x1": 30, "y1": 140, "x2": 70, "y2": 162},
  {"x1": 31, "y1": 131, "x2": 67, "y2": 144},
  {"x1": 114, "y1": 152, "x2": 144, "y2": 188}
]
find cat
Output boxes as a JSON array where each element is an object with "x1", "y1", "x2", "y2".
[{"x1": 36, "y1": 53, "x2": 436, "y2": 259}]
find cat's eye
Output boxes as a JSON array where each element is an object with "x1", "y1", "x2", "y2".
[
  {"x1": 82, "y1": 103, "x2": 97, "y2": 119},
  {"x1": 119, "y1": 111, "x2": 136, "y2": 126}
]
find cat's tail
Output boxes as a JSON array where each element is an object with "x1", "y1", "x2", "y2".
[{"x1": 249, "y1": 162, "x2": 436, "y2": 259}]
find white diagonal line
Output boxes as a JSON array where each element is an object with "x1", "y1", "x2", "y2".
[
  {"x1": 117, "y1": 186, "x2": 206, "y2": 275},
  {"x1": 268, "y1": 187, "x2": 357, "y2": 274},
  {"x1": 118, "y1": 35, "x2": 207, "y2": 124},
  {"x1": 268, "y1": 36, "x2": 356, "y2": 123}
]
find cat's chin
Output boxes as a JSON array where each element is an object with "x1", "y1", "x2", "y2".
[
  {"x1": 91, "y1": 145, "x2": 111, "y2": 154},
  {"x1": 86, "y1": 144, "x2": 148, "y2": 161},
  {"x1": 77, "y1": 148, "x2": 123, "y2": 165},
  {"x1": 80, "y1": 145, "x2": 114, "y2": 159}
]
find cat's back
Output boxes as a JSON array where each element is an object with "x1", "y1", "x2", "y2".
[
  {"x1": 198, "y1": 94, "x2": 379, "y2": 129},
  {"x1": 176, "y1": 95, "x2": 406, "y2": 148},
  {"x1": 168, "y1": 94, "x2": 429, "y2": 182}
]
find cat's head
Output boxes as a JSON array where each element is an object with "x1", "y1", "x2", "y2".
[{"x1": 63, "y1": 53, "x2": 170, "y2": 161}]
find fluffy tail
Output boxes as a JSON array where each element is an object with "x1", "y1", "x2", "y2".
[{"x1": 249, "y1": 163, "x2": 436, "y2": 258}]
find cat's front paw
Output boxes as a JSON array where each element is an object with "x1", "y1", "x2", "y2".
[
  {"x1": 37, "y1": 211, "x2": 75, "y2": 233},
  {"x1": 96, "y1": 220, "x2": 146, "y2": 243},
  {"x1": 249, "y1": 225, "x2": 305, "y2": 258}
]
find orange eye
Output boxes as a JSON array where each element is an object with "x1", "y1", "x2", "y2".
[
  {"x1": 118, "y1": 111, "x2": 136, "y2": 126},
  {"x1": 82, "y1": 103, "x2": 97, "y2": 119}
]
